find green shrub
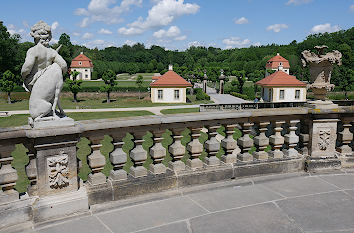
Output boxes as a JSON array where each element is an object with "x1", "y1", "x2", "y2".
[
  {"x1": 242, "y1": 86, "x2": 255, "y2": 100},
  {"x1": 230, "y1": 92, "x2": 248, "y2": 99}
]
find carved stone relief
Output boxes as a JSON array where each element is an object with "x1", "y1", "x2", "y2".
[
  {"x1": 318, "y1": 129, "x2": 331, "y2": 150},
  {"x1": 47, "y1": 151, "x2": 69, "y2": 189}
]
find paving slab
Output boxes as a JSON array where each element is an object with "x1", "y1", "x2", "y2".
[
  {"x1": 190, "y1": 202, "x2": 302, "y2": 233},
  {"x1": 187, "y1": 184, "x2": 282, "y2": 212},
  {"x1": 137, "y1": 221, "x2": 190, "y2": 233},
  {"x1": 276, "y1": 191, "x2": 354, "y2": 232},
  {"x1": 262, "y1": 176, "x2": 338, "y2": 197},
  {"x1": 318, "y1": 174, "x2": 354, "y2": 189},
  {"x1": 96, "y1": 196, "x2": 207, "y2": 233},
  {"x1": 37, "y1": 216, "x2": 110, "y2": 233}
]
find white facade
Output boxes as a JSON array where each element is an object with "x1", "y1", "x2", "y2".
[
  {"x1": 266, "y1": 65, "x2": 289, "y2": 76},
  {"x1": 151, "y1": 87, "x2": 187, "y2": 103},
  {"x1": 70, "y1": 67, "x2": 93, "y2": 80},
  {"x1": 261, "y1": 86, "x2": 306, "y2": 102}
]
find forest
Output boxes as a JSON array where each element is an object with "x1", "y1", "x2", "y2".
[{"x1": 0, "y1": 21, "x2": 353, "y2": 93}]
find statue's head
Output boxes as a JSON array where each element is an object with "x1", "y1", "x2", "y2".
[{"x1": 30, "y1": 21, "x2": 52, "y2": 47}]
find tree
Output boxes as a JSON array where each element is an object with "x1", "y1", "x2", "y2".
[
  {"x1": 0, "y1": 70, "x2": 20, "y2": 104},
  {"x1": 0, "y1": 22, "x2": 20, "y2": 75},
  {"x1": 100, "y1": 70, "x2": 117, "y2": 103},
  {"x1": 57, "y1": 33, "x2": 73, "y2": 66},
  {"x1": 65, "y1": 71, "x2": 82, "y2": 103},
  {"x1": 333, "y1": 66, "x2": 354, "y2": 99},
  {"x1": 136, "y1": 75, "x2": 144, "y2": 99}
]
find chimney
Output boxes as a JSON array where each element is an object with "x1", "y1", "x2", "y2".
[
  {"x1": 168, "y1": 64, "x2": 173, "y2": 71},
  {"x1": 276, "y1": 53, "x2": 279, "y2": 56},
  {"x1": 80, "y1": 51, "x2": 83, "y2": 54}
]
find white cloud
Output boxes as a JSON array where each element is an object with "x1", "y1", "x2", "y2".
[
  {"x1": 234, "y1": 17, "x2": 248, "y2": 24},
  {"x1": 118, "y1": 0, "x2": 200, "y2": 35},
  {"x1": 266, "y1": 24, "x2": 288, "y2": 32},
  {"x1": 50, "y1": 38, "x2": 59, "y2": 44},
  {"x1": 286, "y1": 0, "x2": 312, "y2": 5},
  {"x1": 82, "y1": 32, "x2": 94, "y2": 39},
  {"x1": 84, "y1": 39, "x2": 115, "y2": 49},
  {"x1": 124, "y1": 40, "x2": 136, "y2": 46},
  {"x1": 98, "y1": 28, "x2": 113, "y2": 34},
  {"x1": 72, "y1": 32, "x2": 81, "y2": 37},
  {"x1": 6, "y1": 24, "x2": 28, "y2": 40},
  {"x1": 75, "y1": 0, "x2": 142, "y2": 27},
  {"x1": 310, "y1": 23, "x2": 340, "y2": 34},
  {"x1": 222, "y1": 37, "x2": 251, "y2": 49},
  {"x1": 51, "y1": 21, "x2": 59, "y2": 30},
  {"x1": 350, "y1": 5, "x2": 354, "y2": 12},
  {"x1": 253, "y1": 42, "x2": 261, "y2": 46},
  {"x1": 188, "y1": 41, "x2": 203, "y2": 47},
  {"x1": 153, "y1": 25, "x2": 186, "y2": 40}
]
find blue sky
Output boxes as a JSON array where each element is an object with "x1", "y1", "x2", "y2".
[{"x1": 1, "y1": 0, "x2": 353, "y2": 50}]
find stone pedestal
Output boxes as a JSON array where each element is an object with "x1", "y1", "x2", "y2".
[
  {"x1": 307, "y1": 118, "x2": 341, "y2": 171},
  {"x1": 306, "y1": 100, "x2": 338, "y2": 110},
  {"x1": 29, "y1": 116, "x2": 75, "y2": 129}
]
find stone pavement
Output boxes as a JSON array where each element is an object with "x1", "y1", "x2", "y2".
[
  {"x1": 24, "y1": 171, "x2": 354, "y2": 233},
  {"x1": 4, "y1": 105, "x2": 200, "y2": 116},
  {"x1": 209, "y1": 93, "x2": 250, "y2": 104}
]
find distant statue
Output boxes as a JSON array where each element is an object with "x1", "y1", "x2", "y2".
[
  {"x1": 301, "y1": 45, "x2": 342, "y2": 103},
  {"x1": 21, "y1": 21, "x2": 67, "y2": 126}
]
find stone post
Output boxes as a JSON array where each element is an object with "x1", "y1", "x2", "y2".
[
  {"x1": 149, "y1": 129, "x2": 167, "y2": 174},
  {"x1": 283, "y1": 120, "x2": 300, "y2": 158},
  {"x1": 237, "y1": 122, "x2": 254, "y2": 162},
  {"x1": 0, "y1": 157, "x2": 18, "y2": 203},
  {"x1": 300, "y1": 119, "x2": 310, "y2": 157},
  {"x1": 253, "y1": 121, "x2": 270, "y2": 161},
  {"x1": 187, "y1": 126, "x2": 204, "y2": 169},
  {"x1": 204, "y1": 125, "x2": 221, "y2": 166},
  {"x1": 168, "y1": 127, "x2": 186, "y2": 172},
  {"x1": 268, "y1": 120, "x2": 285, "y2": 159},
  {"x1": 109, "y1": 134, "x2": 127, "y2": 181},
  {"x1": 130, "y1": 131, "x2": 148, "y2": 178},
  {"x1": 337, "y1": 118, "x2": 353, "y2": 167},
  {"x1": 221, "y1": 124, "x2": 240, "y2": 164},
  {"x1": 203, "y1": 70, "x2": 207, "y2": 93},
  {"x1": 88, "y1": 146, "x2": 107, "y2": 185}
]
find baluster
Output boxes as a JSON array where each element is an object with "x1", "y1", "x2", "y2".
[
  {"x1": 109, "y1": 134, "x2": 127, "y2": 181},
  {"x1": 237, "y1": 122, "x2": 254, "y2": 162},
  {"x1": 87, "y1": 143, "x2": 107, "y2": 185},
  {"x1": 187, "y1": 126, "x2": 204, "y2": 169},
  {"x1": 130, "y1": 131, "x2": 148, "y2": 178},
  {"x1": 168, "y1": 127, "x2": 186, "y2": 172},
  {"x1": 205, "y1": 125, "x2": 221, "y2": 166},
  {"x1": 253, "y1": 121, "x2": 270, "y2": 161},
  {"x1": 268, "y1": 120, "x2": 285, "y2": 159},
  {"x1": 0, "y1": 156, "x2": 18, "y2": 203},
  {"x1": 283, "y1": 120, "x2": 300, "y2": 158},
  {"x1": 149, "y1": 129, "x2": 167, "y2": 174},
  {"x1": 221, "y1": 124, "x2": 240, "y2": 163},
  {"x1": 300, "y1": 119, "x2": 310, "y2": 157},
  {"x1": 338, "y1": 118, "x2": 353, "y2": 166}
]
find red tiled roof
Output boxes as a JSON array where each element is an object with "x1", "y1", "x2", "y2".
[
  {"x1": 265, "y1": 54, "x2": 290, "y2": 69},
  {"x1": 152, "y1": 76, "x2": 161, "y2": 80},
  {"x1": 70, "y1": 53, "x2": 93, "y2": 68},
  {"x1": 150, "y1": 70, "x2": 192, "y2": 87},
  {"x1": 256, "y1": 71, "x2": 306, "y2": 87}
]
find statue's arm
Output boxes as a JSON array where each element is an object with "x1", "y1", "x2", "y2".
[
  {"x1": 53, "y1": 52, "x2": 67, "y2": 74},
  {"x1": 21, "y1": 48, "x2": 36, "y2": 79}
]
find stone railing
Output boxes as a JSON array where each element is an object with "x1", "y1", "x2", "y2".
[
  {"x1": 0, "y1": 106, "x2": 354, "y2": 229},
  {"x1": 200, "y1": 100, "x2": 353, "y2": 112}
]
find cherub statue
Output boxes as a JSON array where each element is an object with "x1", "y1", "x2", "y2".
[{"x1": 21, "y1": 21, "x2": 67, "y2": 125}]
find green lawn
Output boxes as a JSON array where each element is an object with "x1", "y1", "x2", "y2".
[
  {"x1": 0, "y1": 111, "x2": 154, "y2": 128},
  {"x1": 160, "y1": 108, "x2": 200, "y2": 115},
  {"x1": 64, "y1": 80, "x2": 150, "y2": 88}
]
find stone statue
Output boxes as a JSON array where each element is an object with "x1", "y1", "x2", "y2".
[
  {"x1": 301, "y1": 45, "x2": 342, "y2": 108},
  {"x1": 21, "y1": 21, "x2": 70, "y2": 127}
]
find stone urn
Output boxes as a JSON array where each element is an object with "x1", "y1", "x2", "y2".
[{"x1": 301, "y1": 45, "x2": 342, "y2": 108}]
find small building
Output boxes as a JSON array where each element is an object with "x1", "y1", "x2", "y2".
[
  {"x1": 256, "y1": 71, "x2": 307, "y2": 102},
  {"x1": 265, "y1": 53, "x2": 290, "y2": 76},
  {"x1": 150, "y1": 65, "x2": 192, "y2": 103},
  {"x1": 70, "y1": 52, "x2": 94, "y2": 80}
]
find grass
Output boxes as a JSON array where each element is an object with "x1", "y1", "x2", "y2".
[
  {"x1": 160, "y1": 108, "x2": 200, "y2": 115},
  {"x1": 0, "y1": 111, "x2": 154, "y2": 128},
  {"x1": 0, "y1": 93, "x2": 212, "y2": 111}
]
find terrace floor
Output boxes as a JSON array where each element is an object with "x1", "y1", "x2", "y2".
[{"x1": 14, "y1": 170, "x2": 354, "y2": 233}]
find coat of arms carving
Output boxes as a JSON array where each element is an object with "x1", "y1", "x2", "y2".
[
  {"x1": 318, "y1": 129, "x2": 331, "y2": 150},
  {"x1": 47, "y1": 151, "x2": 69, "y2": 189}
]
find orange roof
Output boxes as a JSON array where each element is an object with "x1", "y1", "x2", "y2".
[
  {"x1": 256, "y1": 71, "x2": 306, "y2": 87},
  {"x1": 70, "y1": 53, "x2": 93, "y2": 68},
  {"x1": 150, "y1": 70, "x2": 192, "y2": 87},
  {"x1": 265, "y1": 54, "x2": 290, "y2": 69}
]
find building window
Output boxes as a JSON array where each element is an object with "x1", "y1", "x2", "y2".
[
  {"x1": 79, "y1": 61, "x2": 82, "y2": 65},
  {"x1": 279, "y1": 62, "x2": 282, "y2": 66},
  {"x1": 279, "y1": 90, "x2": 285, "y2": 100},
  {"x1": 295, "y1": 90, "x2": 300, "y2": 99},
  {"x1": 85, "y1": 69, "x2": 88, "y2": 72},
  {"x1": 174, "y1": 90, "x2": 180, "y2": 99},
  {"x1": 157, "y1": 90, "x2": 163, "y2": 99},
  {"x1": 85, "y1": 74, "x2": 88, "y2": 79}
]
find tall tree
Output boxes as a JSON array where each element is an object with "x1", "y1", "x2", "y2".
[
  {"x1": 57, "y1": 33, "x2": 73, "y2": 66},
  {"x1": 136, "y1": 75, "x2": 144, "y2": 99},
  {"x1": 100, "y1": 70, "x2": 117, "y2": 103},
  {"x1": 65, "y1": 71, "x2": 82, "y2": 103},
  {"x1": 0, "y1": 70, "x2": 20, "y2": 104},
  {"x1": 0, "y1": 21, "x2": 20, "y2": 75}
]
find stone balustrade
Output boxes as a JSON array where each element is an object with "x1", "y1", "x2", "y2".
[{"x1": 0, "y1": 106, "x2": 354, "y2": 228}]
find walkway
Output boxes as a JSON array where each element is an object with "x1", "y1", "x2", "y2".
[
  {"x1": 202, "y1": 84, "x2": 250, "y2": 104},
  {"x1": 29, "y1": 170, "x2": 354, "y2": 233},
  {"x1": 4, "y1": 105, "x2": 200, "y2": 116}
]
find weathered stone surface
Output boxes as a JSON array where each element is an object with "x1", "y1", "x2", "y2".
[
  {"x1": 0, "y1": 197, "x2": 34, "y2": 229},
  {"x1": 87, "y1": 172, "x2": 106, "y2": 185},
  {"x1": 130, "y1": 166, "x2": 148, "y2": 178},
  {"x1": 168, "y1": 160, "x2": 185, "y2": 172},
  {"x1": 109, "y1": 169, "x2": 127, "y2": 181},
  {"x1": 138, "y1": 221, "x2": 190, "y2": 233},
  {"x1": 149, "y1": 163, "x2": 167, "y2": 174}
]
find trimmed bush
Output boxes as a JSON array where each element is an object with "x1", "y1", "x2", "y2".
[{"x1": 230, "y1": 92, "x2": 248, "y2": 99}]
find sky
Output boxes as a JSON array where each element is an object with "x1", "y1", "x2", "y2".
[{"x1": 1, "y1": 0, "x2": 353, "y2": 51}]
